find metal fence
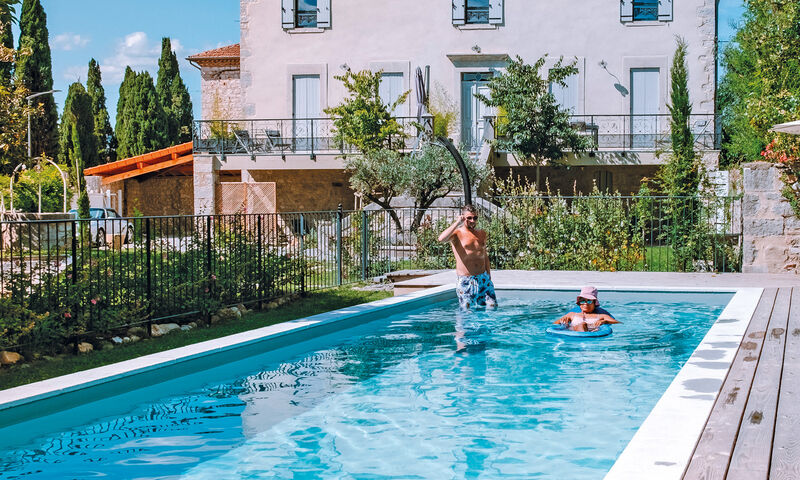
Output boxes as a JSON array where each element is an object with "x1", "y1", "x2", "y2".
[
  {"x1": 192, "y1": 116, "x2": 433, "y2": 158},
  {"x1": 0, "y1": 196, "x2": 741, "y2": 351},
  {"x1": 485, "y1": 114, "x2": 719, "y2": 151}
]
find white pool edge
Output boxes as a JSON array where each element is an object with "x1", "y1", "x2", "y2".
[{"x1": 603, "y1": 286, "x2": 763, "y2": 480}]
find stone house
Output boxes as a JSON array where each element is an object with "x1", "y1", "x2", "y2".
[{"x1": 188, "y1": 0, "x2": 719, "y2": 215}]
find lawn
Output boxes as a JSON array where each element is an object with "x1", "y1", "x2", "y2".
[{"x1": 0, "y1": 286, "x2": 392, "y2": 391}]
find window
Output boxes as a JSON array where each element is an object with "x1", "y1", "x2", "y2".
[
  {"x1": 282, "y1": 0, "x2": 330, "y2": 29},
  {"x1": 452, "y1": 0, "x2": 503, "y2": 26},
  {"x1": 620, "y1": 0, "x2": 672, "y2": 22},
  {"x1": 549, "y1": 71, "x2": 578, "y2": 114},
  {"x1": 379, "y1": 73, "x2": 405, "y2": 117},
  {"x1": 296, "y1": 0, "x2": 317, "y2": 28},
  {"x1": 632, "y1": 0, "x2": 658, "y2": 21},
  {"x1": 466, "y1": 0, "x2": 490, "y2": 24}
]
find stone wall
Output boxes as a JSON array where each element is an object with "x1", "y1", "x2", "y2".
[
  {"x1": 494, "y1": 165, "x2": 660, "y2": 195},
  {"x1": 741, "y1": 162, "x2": 800, "y2": 273},
  {"x1": 194, "y1": 155, "x2": 218, "y2": 215},
  {"x1": 248, "y1": 169, "x2": 355, "y2": 212},
  {"x1": 201, "y1": 66, "x2": 242, "y2": 120},
  {"x1": 125, "y1": 176, "x2": 194, "y2": 217}
]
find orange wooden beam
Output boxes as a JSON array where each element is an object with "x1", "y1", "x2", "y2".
[
  {"x1": 86, "y1": 142, "x2": 192, "y2": 176},
  {"x1": 101, "y1": 154, "x2": 193, "y2": 185}
]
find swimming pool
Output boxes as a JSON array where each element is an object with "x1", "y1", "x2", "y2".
[{"x1": 0, "y1": 289, "x2": 735, "y2": 479}]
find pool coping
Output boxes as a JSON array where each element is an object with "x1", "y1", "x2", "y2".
[{"x1": 0, "y1": 283, "x2": 760, "y2": 480}]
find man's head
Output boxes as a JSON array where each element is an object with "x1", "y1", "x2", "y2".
[
  {"x1": 461, "y1": 204, "x2": 478, "y2": 229},
  {"x1": 576, "y1": 286, "x2": 599, "y2": 313}
]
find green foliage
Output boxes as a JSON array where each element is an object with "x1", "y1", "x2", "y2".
[
  {"x1": 0, "y1": 0, "x2": 19, "y2": 85},
  {"x1": 475, "y1": 55, "x2": 592, "y2": 164},
  {"x1": 719, "y1": 0, "x2": 800, "y2": 165},
  {"x1": 87, "y1": 58, "x2": 116, "y2": 164},
  {"x1": 58, "y1": 82, "x2": 98, "y2": 186},
  {"x1": 15, "y1": 0, "x2": 57, "y2": 158},
  {"x1": 427, "y1": 81, "x2": 458, "y2": 138},
  {"x1": 0, "y1": 296, "x2": 41, "y2": 348},
  {"x1": 115, "y1": 69, "x2": 169, "y2": 158},
  {"x1": 346, "y1": 142, "x2": 489, "y2": 231},
  {"x1": 156, "y1": 38, "x2": 193, "y2": 145},
  {"x1": 324, "y1": 69, "x2": 409, "y2": 154},
  {"x1": 0, "y1": 162, "x2": 65, "y2": 211}
]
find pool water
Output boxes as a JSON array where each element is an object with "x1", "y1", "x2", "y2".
[{"x1": 0, "y1": 290, "x2": 731, "y2": 479}]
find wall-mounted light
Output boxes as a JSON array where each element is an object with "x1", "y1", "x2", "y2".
[
  {"x1": 339, "y1": 63, "x2": 350, "y2": 71},
  {"x1": 471, "y1": 45, "x2": 481, "y2": 54}
]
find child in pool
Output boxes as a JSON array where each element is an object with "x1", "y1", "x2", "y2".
[{"x1": 554, "y1": 286, "x2": 621, "y2": 332}]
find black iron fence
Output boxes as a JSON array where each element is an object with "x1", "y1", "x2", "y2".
[
  {"x1": 192, "y1": 116, "x2": 433, "y2": 158},
  {"x1": 0, "y1": 196, "x2": 741, "y2": 352}
]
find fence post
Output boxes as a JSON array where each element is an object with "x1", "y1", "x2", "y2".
[
  {"x1": 299, "y1": 213, "x2": 306, "y2": 295},
  {"x1": 70, "y1": 220, "x2": 79, "y2": 354},
  {"x1": 206, "y1": 215, "x2": 212, "y2": 275},
  {"x1": 257, "y1": 215, "x2": 264, "y2": 309},
  {"x1": 336, "y1": 204, "x2": 343, "y2": 286},
  {"x1": 145, "y1": 218, "x2": 152, "y2": 337},
  {"x1": 361, "y1": 209, "x2": 368, "y2": 280}
]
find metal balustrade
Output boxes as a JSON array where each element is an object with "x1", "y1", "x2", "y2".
[{"x1": 193, "y1": 116, "x2": 433, "y2": 157}]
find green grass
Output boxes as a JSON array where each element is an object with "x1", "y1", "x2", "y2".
[{"x1": 0, "y1": 286, "x2": 392, "y2": 391}]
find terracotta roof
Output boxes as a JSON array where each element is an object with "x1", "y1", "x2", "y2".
[
  {"x1": 187, "y1": 44, "x2": 240, "y2": 60},
  {"x1": 85, "y1": 142, "x2": 193, "y2": 185}
]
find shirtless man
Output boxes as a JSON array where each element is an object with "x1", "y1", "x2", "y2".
[{"x1": 438, "y1": 205, "x2": 497, "y2": 309}]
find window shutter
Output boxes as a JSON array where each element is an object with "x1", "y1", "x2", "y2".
[
  {"x1": 281, "y1": 0, "x2": 295, "y2": 29},
  {"x1": 489, "y1": 0, "x2": 504, "y2": 25},
  {"x1": 452, "y1": 0, "x2": 466, "y2": 26},
  {"x1": 620, "y1": 0, "x2": 633, "y2": 22},
  {"x1": 317, "y1": 0, "x2": 331, "y2": 28},
  {"x1": 658, "y1": 0, "x2": 673, "y2": 21}
]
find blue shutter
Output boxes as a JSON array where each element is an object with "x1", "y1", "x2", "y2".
[
  {"x1": 620, "y1": 0, "x2": 633, "y2": 22},
  {"x1": 452, "y1": 0, "x2": 466, "y2": 26},
  {"x1": 658, "y1": 0, "x2": 673, "y2": 21},
  {"x1": 317, "y1": 0, "x2": 331, "y2": 28},
  {"x1": 282, "y1": 0, "x2": 295, "y2": 29},
  {"x1": 489, "y1": 0, "x2": 504, "y2": 25}
]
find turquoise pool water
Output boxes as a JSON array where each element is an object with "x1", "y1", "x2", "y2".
[{"x1": 0, "y1": 290, "x2": 731, "y2": 479}]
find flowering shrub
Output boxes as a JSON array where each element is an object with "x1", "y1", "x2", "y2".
[{"x1": 762, "y1": 134, "x2": 800, "y2": 216}]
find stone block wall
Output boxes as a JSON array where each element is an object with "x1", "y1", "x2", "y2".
[
  {"x1": 201, "y1": 66, "x2": 242, "y2": 120},
  {"x1": 125, "y1": 176, "x2": 194, "y2": 216},
  {"x1": 194, "y1": 156, "x2": 218, "y2": 215},
  {"x1": 741, "y1": 162, "x2": 800, "y2": 273}
]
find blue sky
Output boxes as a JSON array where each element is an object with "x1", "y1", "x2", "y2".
[{"x1": 12, "y1": 0, "x2": 744, "y2": 122}]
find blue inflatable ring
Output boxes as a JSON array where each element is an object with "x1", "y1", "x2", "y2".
[{"x1": 546, "y1": 323, "x2": 613, "y2": 338}]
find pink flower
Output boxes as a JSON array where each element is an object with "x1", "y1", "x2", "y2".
[
  {"x1": 204, "y1": 287, "x2": 210, "y2": 293},
  {"x1": 211, "y1": 274, "x2": 217, "y2": 280},
  {"x1": 91, "y1": 299, "x2": 97, "y2": 305},
  {"x1": 64, "y1": 312, "x2": 71, "y2": 318}
]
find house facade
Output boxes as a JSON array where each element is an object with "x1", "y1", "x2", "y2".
[{"x1": 190, "y1": 0, "x2": 718, "y2": 214}]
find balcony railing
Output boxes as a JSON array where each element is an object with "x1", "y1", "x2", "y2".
[
  {"x1": 192, "y1": 116, "x2": 433, "y2": 157},
  {"x1": 465, "y1": 6, "x2": 490, "y2": 24},
  {"x1": 484, "y1": 114, "x2": 719, "y2": 152}
]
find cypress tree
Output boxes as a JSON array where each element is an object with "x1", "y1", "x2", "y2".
[
  {"x1": 87, "y1": 58, "x2": 115, "y2": 164},
  {"x1": 58, "y1": 82, "x2": 97, "y2": 189},
  {"x1": 0, "y1": 0, "x2": 19, "y2": 86},
  {"x1": 116, "y1": 70, "x2": 168, "y2": 158},
  {"x1": 156, "y1": 37, "x2": 193, "y2": 145},
  {"x1": 115, "y1": 67, "x2": 134, "y2": 157},
  {"x1": 15, "y1": 0, "x2": 58, "y2": 159}
]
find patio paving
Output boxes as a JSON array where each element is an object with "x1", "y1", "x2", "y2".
[{"x1": 395, "y1": 270, "x2": 800, "y2": 479}]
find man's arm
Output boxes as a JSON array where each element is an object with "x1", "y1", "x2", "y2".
[{"x1": 437, "y1": 217, "x2": 463, "y2": 243}]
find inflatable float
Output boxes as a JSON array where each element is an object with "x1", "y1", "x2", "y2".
[{"x1": 546, "y1": 323, "x2": 613, "y2": 338}]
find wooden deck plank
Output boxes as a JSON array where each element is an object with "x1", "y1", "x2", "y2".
[
  {"x1": 770, "y1": 287, "x2": 800, "y2": 479},
  {"x1": 726, "y1": 287, "x2": 791, "y2": 480},
  {"x1": 683, "y1": 288, "x2": 777, "y2": 480}
]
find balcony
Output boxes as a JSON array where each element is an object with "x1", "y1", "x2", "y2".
[
  {"x1": 484, "y1": 114, "x2": 719, "y2": 152},
  {"x1": 192, "y1": 116, "x2": 432, "y2": 158}
]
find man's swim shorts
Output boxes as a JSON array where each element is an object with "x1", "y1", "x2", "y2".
[{"x1": 456, "y1": 271, "x2": 497, "y2": 309}]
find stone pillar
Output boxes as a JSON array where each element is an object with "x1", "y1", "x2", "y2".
[
  {"x1": 193, "y1": 155, "x2": 218, "y2": 215},
  {"x1": 741, "y1": 162, "x2": 800, "y2": 273}
]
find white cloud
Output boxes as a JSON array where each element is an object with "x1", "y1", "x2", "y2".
[
  {"x1": 101, "y1": 32, "x2": 186, "y2": 84},
  {"x1": 51, "y1": 33, "x2": 90, "y2": 51},
  {"x1": 62, "y1": 65, "x2": 85, "y2": 83}
]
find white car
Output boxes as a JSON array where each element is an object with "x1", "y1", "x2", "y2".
[{"x1": 69, "y1": 208, "x2": 135, "y2": 246}]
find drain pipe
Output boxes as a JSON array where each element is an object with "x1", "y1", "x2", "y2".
[{"x1": 433, "y1": 136, "x2": 472, "y2": 206}]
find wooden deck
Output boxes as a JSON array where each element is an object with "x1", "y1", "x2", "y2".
[{"x1": 683, "y1": 287, "x2": 800, "y2": 479}]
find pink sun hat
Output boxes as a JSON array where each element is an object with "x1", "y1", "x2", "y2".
[{"x1": 577, "y1": 286, "x2": 600, "y2": 305}]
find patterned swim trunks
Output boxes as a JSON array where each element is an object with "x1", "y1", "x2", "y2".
[{"x1": 456, "y1": 271, "x2": 498, "y2": 309}]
